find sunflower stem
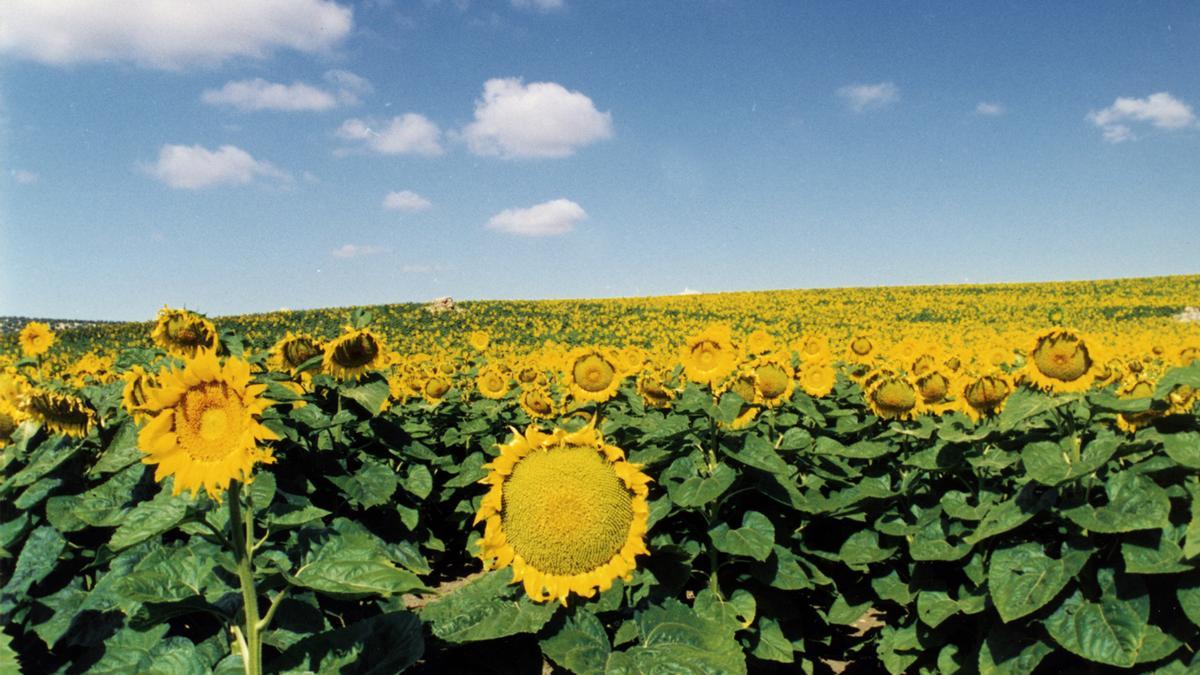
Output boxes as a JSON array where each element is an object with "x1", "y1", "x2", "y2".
[{"x1": 228, "y1": 481, "x2": 263, "y2": 675}]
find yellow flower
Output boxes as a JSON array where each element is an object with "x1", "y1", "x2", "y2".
[
  {"x1": 865, "y1": 372, "x2": 921, "y2": 420},
  {"x1": 0, "y1": 400, "x2": 20, "y2": 448},
  {"x1": 475, "y1": 423, "x2": 651, "y2": 605},
  {"x1": 1115, "y1": 377, "x2": 1159, "y2": 433},
  {"x1": 270, "y1": 332, "x2": 325, "y2": 376},
  {"x1": 680, "y1": 324, "x2": 738, "y2": 387},
  {"x1": 745, "y1": 329, "x2": 776, "y2": 355},
  {"x1": 137, "y1": 351, "x2": 278, "y2": 501},
  {"x1": 151, "y1": 307, "x2": 218, "y2": 358},
  {"x1": 1025, "y1": 329, "x2": 1097, "y2": 393},
  {"x1": 469, "y1": 330, "x2": 490, "y2": 352},
  {"x1": 750, "y1": 355, "x2": 793, "y2": 407},
  {"x1": 914, "y1": 370, "x2": 956, "y2": 415},
  {"x1": 121, "y1": 365, "x2": 158, "y2": 421},
  {"x1": 961, "y1": 372, "x2": 1011, "y2": 422},
  {"x1": 636, "y1": 368, "x2": 678, "y2": 409},
  {"x1": 18, "y1": 322, "x2": 55, "y2": 357},
  {"x1": 566, "y1": 348, "x2": 622, "y2": 403},
  {"x1": 324, "y1": 328, "x2": 387, "y2": 381},
  {"x1": 845, "y1": 334, "x2": 876, "y2": 363},
  {"x1": 422, "y1": 373, "x2": 453, "y2": 405},
  {"x1": 797, "y1": 360, "x2": 837, "y2": 398},
  {"x1": 477, "y1": 365, "x2": 510, "y2": 400},
  {"x1": 519, "y1": 386, "x2": 558, "y2": 420},
  {"x1": 24, "y1": 389, "x2": 95, "y2": 438}
]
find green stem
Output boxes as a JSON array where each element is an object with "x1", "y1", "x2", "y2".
[{"x1": 228, "y1": 481, "x2": 262, "y2": 675}]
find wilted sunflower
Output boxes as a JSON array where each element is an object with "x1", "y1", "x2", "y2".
[
  {"x1": 961, "y1": 372, "x2": 1012, "y2": 422},
  {"x1": 137, "y1": 351, "x2": 278, "y2": 501},
  {"x1": 636, "y1": 368, "x2": 678, "y2": 409},
  {"x1": 121, "y1": 365, "x2": 159, "y2": 422},
  {"x1": 151, "y1": 307, "x2": 218, "y2": 358},
  {"x1": 0, "y1": 400, "x2": 24, "y2": 448},
  {"x1": 680, "y1": 324, "x2": 738, "y2": 387},
  {"x1": 475, "y1": 423, "x2": 651, "y2": 605},
  {"x1": 1115, "y1": 377, "x2": 1159, "y2": 434},
  {"x1": 324, "y1": 328, "x2": 387, "y2": 381},
  {"x1": 421, "y1": 373, "x2": 453, "y2": 405},
  {"x1": 18, "y1": 322, "x2": 55, "y2": 357},
  {"x1": 519, "y1": 386, "x2": 558, "y2": 420},
  {"x1": 914, "y1": 370, "x2": 956, "y2": 416},
  {"x1": 477, "y1": 365, "x2": 511, "y2": 400},
  {"x1": 1025, "y1": 329, "x2": 1097, "y2": 393},
  {"x1": 865, "y1": 372, "x2": 920, "y2": 421},
  {"x1": 270, "y1": 332, "x2": 325, "y2": 376},
  {"x1": 25, "y1": 389, "x2": 95, "y2": 438},
  {"x1": 566, "y1": 348, "x2": 622, "y2": 403}
]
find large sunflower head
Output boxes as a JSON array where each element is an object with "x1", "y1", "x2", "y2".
[
  {"x1": 24, "y1": 389, "x2": 95, "y2": 438},
  {"x1": 752, "y1": 355, "x2": 794, "y2": 407},
  {"x1": 846, "y1": 334, "x2": 876, "y2": 363},
  {"x1": 865, "y1": 372, "x2": 921, "y2": 420},
  {"x1": 1026, "y1": 329, "x2": 1097, "y2": 393},
  {"x1": 421, "y1": 372, "x2": 454, "y2": 405},
  {"x1": 745, "y1": 329, "x2": 776, "y2": 355},
  {"x1": 797, "y1": 360, "x2": 837, "y2": 398},
  {"x1": 914, "y1": 370, "x2": 956, "y2": 415},
  {"x1": 475, "y1": 423, "x2": 651, "y2": 605},
  {"x1": 151, "y1": 307, "x2": 218, "y2": 358},
  {"x1": 18, "y1": 322, "x2": 55, "y2": 358},
  {"x1": 270, "y1": 332, "x2": 325, "y2": 376},
  {"x1": 477, "y1": 365, "x2": 511, "y2": 400},
  {"x1": 961, "y1": 372, "x2": 1012, "y2": 422},
  {"x1": 137, "y1": 351, "x2": 278, "y2": 501},
  {"x1": 566, "y1": 348, "x2": 622, "y2": 403},
  {"x1": 323, "y1": 327, "x2": 387, "y2": 381},
  {"x1": 680, "y1": 324, "x2": 738, "y2": 387},
  {"x1": 794, "y1": 334, "x2": 832, "y2": 364}
]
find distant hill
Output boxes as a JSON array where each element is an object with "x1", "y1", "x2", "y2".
[{"x1": 0, "y1": 316, "x2": 124, "y2": 335}]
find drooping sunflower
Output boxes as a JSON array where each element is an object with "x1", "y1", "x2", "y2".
[
  {"x1": 137, "y1": 351, "x2": 278, "y2": 501},
  {"x1": 745, "y1": 329, "x2": 776, "y2": 355},
  {"x1": 477, "y1": 365, "x2": 511, "y2": 400},
  {"x1": 18, "y1": 322, "x2": 55, "y2": 357},
  {"x1": 0, "y1": 400, "x2": 25, "y2": 448},
  {"x1": 864, "y1": 372, "x2": 921, "y2": 421},
  {"x1": 324, "y1": 327, "x2": 387, "y2": 381},
  {"x1": 750, "y1": 354, "x2": 794, "y2": 407},
  {"x1": 566, "y1": 348, "x2": 622, "y2": 403},
  {"x1": 960, "y1": 372, "x2": 1012, "y2": 422},
  {"x1": 518, "y1": 386, "x2": 558, "y2": 420},
  {"x1": 680, "y1": 324, "x2": 738, "y2": 387},
  {"x1": 151, "y1": 307, "x2": 218, "y2": 358},
  {"x1": 475, "y1": 423, "x2": 651, "y2": 605},
  {"x1": 421, "y1": 372, "x2": 454, "y2": 405},
  {"x1": 914, "y1": 370, "x2": 956, "y2": 416},
  {"x1": 121, "y1": 365, "x2": 159, "y2": 422},
  {"x1": 636, "y1": 368, "x2": 678, "y2": 409},
  {"x1": 1114, "y1": 377, "x2": 1159, "y2": 434},
  {"x1": 269, "y1": 332, "x2": 325, "y2": 376},
  {"x1": 25, "y1": 389, "x2": 95, "y2": 438},
  {"x1": 1025, "y1": 329, "x2": 1098, "y2": 393}
]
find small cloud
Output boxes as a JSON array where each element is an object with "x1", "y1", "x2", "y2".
[
  {"x1": 486, "y1": 198, "x2": 586, "y2": 236},
  {"x1": 10, "y1": 169, "x2": 38, "y2": 184},
  {"x1": 324, "y1": 69, "x2": 374, "y2": 105},
  {"x1": 511, "y1": 0, "x2": 564, "y2": 10},
  {"x1": 332, "y1": 244, "x2": 389, "y2": 258},
  {"x1": 1088, "y1": 92, "x2": 1196, "y2": 143},
  {"x1": 836, "y1": 82, "x2": 899, "y2": 112},
  {"x1": 383, "y1": 190, "x2": 432, "y2": 211},
  {"x1": 336, "y1": 114, "x2": 444, "y2": 155},
  {"x1": 0, "y1": 0, "x2": 352, "y2": 70},
  {"x1": 202, "y1": 78, "x2": 337, "y2": 112},
  {"x1": 143, "y1": 143, "x2": 290, "y2": 190},
  {"x1": 302, "y1": 171, "x2": 320, "y2": 183},
  {"x1": 461, "y1": 77, "x2": 613, "y2": 159},
  {"x1": 975, "y1": 102, "x2": 1005, "y2": 116},
  {"x1": 678, "y1": 287, "x2": 701, "y2": 295}
]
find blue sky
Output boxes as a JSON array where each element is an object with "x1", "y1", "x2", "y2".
[{"x1": 1, "y1": 1, "x2": 1198, "y2": 320}]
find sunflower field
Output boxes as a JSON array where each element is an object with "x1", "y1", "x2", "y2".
[{"x1": 2, "y1": 274, "x2": 1200, "y2": 674}]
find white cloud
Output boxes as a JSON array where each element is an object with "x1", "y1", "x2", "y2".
[
  {"x1": 678, "y1": 288, "x2": 701, "y2": 295},
  {"x1": 324, "y1": 69, "x2": 373, "y2": 105},
  {"x1": 511, "y1": 0, "x2": 564, "y2": 10},
  {"x1": 836, "y1": 82, "x2": 899, "y2": 112},
  {"x1": 975, "y1": 102, "x2": 1005, "y2": 116},
  {"x1": 462, "y1": 78, "x2": 613, "y2": 159},
  {"x1": 202, "y1": 79, "x2": 337, "y2": 111},
  {"x1": 0, "y1": 0, "x2": 353, "y2": 70},
  {"x1": 486, "y1": 198, "x2": 586, "y2": 236},
  {"x1": 1088, "y1": 92, "x2": 1196, "y2": 143},
  {"x1": 383, "y1": 190, "x2": 432, "y2": 211},
  {"x1": 336, "y1": 114, "x2": 444, "y2": 155},
  {"x1": 332, "y1": 244, "x2": 388, "y2": 258},
  {"x1": 10, "y1": 169, "x2": 39, "y2": 184},
  {"x1": 144, "y1": 144, "x2": 289, "y2": 190}
]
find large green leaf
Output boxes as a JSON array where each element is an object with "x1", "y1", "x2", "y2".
[
  {"x1": 988, "y1": 541, "x2": 1092, "y2": 622},
  {"x1": 1043, "y1": 568, "x2": 1149, "y2": 667},
  {"x1": 709, "y1": 511, "x2": 775, "y2": 561},
  {"x1": 541, "y1": 609, "x2": 611, "y2": 675},
  {"x1": 271, "y1": 611, "x2": 423, "y2": 675},
  {"x1": 0, "y1": 526, "x2": 65, "y2": 613},
  {"x1": 328, "y1": 458, "x2": 398, "y2": 509},
  {"x1": 1061, "y1": 471, "x2": 1171, "y2": 534},
  {"x1": 726, "y1": 434, "x2": 791, "y2": 475},
  {"x1": 1158, "y1": 431, "x2": 1200, "y2": 469},
  {"x1": 90, "y1": 421, "x2": 142, "y2": 476},
  {"x1": 604, "y1": 598, "x2": 747, "y2": 675},
  {"x1": 838, "y1": 529, "x2": 897, "y2": 566},
  {"x1": 421, "y1": 569, "x2": 558, "y2": 643},
  {"x1": 1021, "y1": 433, "x2": 1120, "y2": 486},
  {"x1": 289, "y1": 521, "x2": 425, "y2": 598},
  {"x1": 341, "y1": 377, "x2": 391, "y2": 415},
  {"x1": 108, "y1": 487, "x2": 190, "y2": 551},
  {"x1": 0, "y1": 622, "x2": 22, "y2": 674},
  {"x1": 977, "y1": 624, "x2": 1053, "y2": 675},
  {"x1": 89, "y1": 625, "x2": 208, "y2": 675},
  {"x1": 667, "y1": 461, "x2": 736, "y2": 508}
]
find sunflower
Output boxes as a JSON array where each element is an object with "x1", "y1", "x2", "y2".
[
  {"x1": 566, "y1": 348, "x2": 622, "y2": 403},
  {"x1": 1167, "y1": 384, "x2": 1197, "y2": 416},
  {"x1": 477, "y1": 365, "x2": 511, "y2": 400},
  {"x1": 636, "y1": 368, "x2": 678, "y2": 409},
  {"x1": 0, "y1": 400, "x2": 24, "y2": 448},
  {"x1": 751, "y1": 355, "x2": 794, "y2": 407},
  {"x1": 475, "y1": 423, "x2": 651, "y2": 605},
  {"x1": 865, "y1": 372, "x2": 921, "y2": 421},
  {"x1": 519, "y1": 386, "x2": 558, "y2": 420},
  {"x1": 269, "y1": 332, "x2": 325, "y2": 376},
  {"x1": 324, "y1": 328, "x2": 387, "y2": 381},
  {"x1": 121, "y1": 365, "x2": 158, "y2": 421},
  {"x1": 151, "y1": 307, "x2": 218, "y2": 358},
  {"x1": 961, "y1": 372, "x2": 1011, "y2": 422},
  {"x1": 1025, "y1": 329, "x2": 1097, "y2": 393},
  {"x1": 1114, "y1": 377, "x2": 1159, "y2": 434},
  {"x1": 794, "y1": 334, "x2": 831, "y2": 364},
  {"x1": 137, "y1": 351, "x2": 278, "y2": 501},
  {"x1": 18, "y1": 322, "x2": 55, "y2": 358},
  {"x1": 680, "y1": 324, "x2": 738, "y2": 387},
  {"x1": 25, "y1": 389, "x2": 95, "y2": 438},
  {"x1": 745, "y1": 329, "x2": 776, "y2": 355},
  {"x1": 469, "y1": 331, "x2": 490, "y2": 352},
  {"x1": 797, "y1": 360, "x2": 837, "y2": 398},
  {"x1": 845, "y1": 334, "x2": 876, "y2": 363},
  {"x1": 422, "y1": 373, "x2": 453, "y2": 405},
  {"x1": 914, "y1": 370, "x2": 956, "y2": 415}
]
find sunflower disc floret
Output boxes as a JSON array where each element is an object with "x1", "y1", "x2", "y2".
[
  {"x1": 137, "y1": 351, "x2": 278, "y2": 501},
  {"x1": 474, "y1": 423, "x2": 651, "y2": 605}
]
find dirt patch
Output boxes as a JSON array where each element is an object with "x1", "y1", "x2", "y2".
[{"x1": 401, "y1": 570, "x2": 487, "y2": 610}]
